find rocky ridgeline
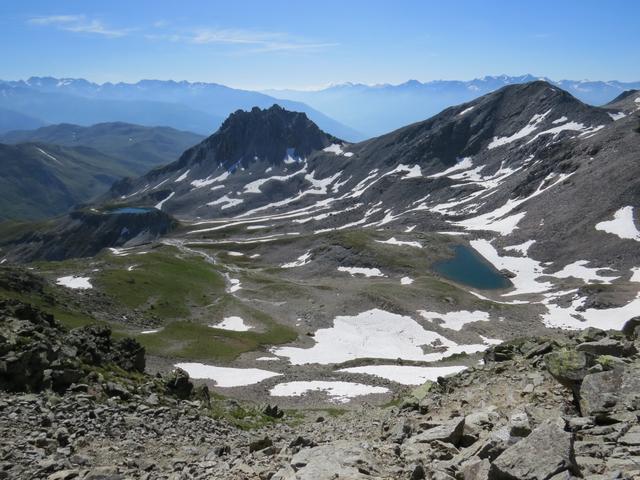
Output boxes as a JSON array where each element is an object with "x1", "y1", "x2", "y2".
[{"x1": 1, "y1": 300, "x2": 640, "y2": 479}]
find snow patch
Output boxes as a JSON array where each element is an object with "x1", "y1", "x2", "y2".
[
  {"x1": 458, "y1": 106, "x2": 475, "y2": 116},
  {"x1": 504, "y1": 240, "x2": 536, "y2": 255},
  {"x1": 595, "y1": 206, "x2": 640, "y2": 241},
  {"x1": 429, "y1": 157, "x2": 474, "y2": 178},
  {"x1": 400, "y1": 277, "x2": 414, "y2": 285},
  {"x1": 549, "y1": 260, "x2": 619, "y2": 284},
  {"x1": 174, "y1": 169, "x2": 190, "y2": 182},
  {"x1": 417, "y1": 310, "x2": 491, "y2": 331},
  {"x1": 338, "y1": 267, "x2": 384, "y2": 277},
  {"x1": 339, "y1": 365, "x2": 467, "y2": 386},
  {"x1": 140, "y1": 328, "x2": 162, "y2": 335},
  {"x1": 488, "y1": 109, "x2": 551, "y2": 149},
  {"x1": 376, "y1": 237, "x2": 422, "y2": 248},
  {"x1": 542, "y1": 292, "x2": 640, "y2": 331},
  {"x1": 211, "y1": 316, "x2": 252, "y2": 332},
  {"x1": 207, "y1": 195, "x2": 244, "y2": 210},
  {"x1": 175, "y1": 363, "x2": 280, "y2": 387},
  {"x1": 271, "y1": 308, "x2": 488, "y2": 365},
  {"x1": 608, "y1": 112, "x2": 626, "y2": 121},
  {"x1": 270, "y1": 381, "x2": 388, "y2": 403},
  {"x1": 191, "y1": 171, "x2": 230, "y2": 188},
  {"x1": 282, "y1": 251, "x2": 312, "y2": 269},
  {"x1": 154, "y1": 191, "x2": 175, "y2": 210},
  {"x1": 56, "y1": 276, "x2": 92, "y2": 290}
]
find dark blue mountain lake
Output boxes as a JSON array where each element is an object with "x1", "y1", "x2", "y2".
[
  {"x1": 433, "y1": 245, "x2": 512, "y2": 290},
  {"x1": 108, "y1": 207, "x2": 155, "y2": 215}
]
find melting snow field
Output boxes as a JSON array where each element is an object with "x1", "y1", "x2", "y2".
[
  {"x1": 337, "y1": 267, "x2": 384, "y2": 277},
  {"x1": 400, "y1": 276, "x2": 414, "y2": 285},
  {"x1": 339, "y1": 365, "x2": 468, "y2": 386},
  {"x1": 211, "y1": 316, "x2": 252, "y2": 332},
  {"x1": 272, "y1": 309, "x2": 488, "y2": 365},
  {"x1": 282, "y1": 251, "x2": 312, "y2": 268},
  {"x1": 175, "y1": 363, "x2": 280, "y2": 387},
  {"x1": 376, "y1": 237, "x2": 422, "y2": 248},
  {"x1": 595, "y1": 206, "x2": 640, "y2": 241},
  {"x1": 323, "y1": 143, "x2": 353, "y2": 157},
  {"x1": 417, "y1": 310, "x2": 491, "y2": 331},
  {"x1": 269, "y1": 381, "x2": 388, "y2": 403},
  {"x1": 56, "y1": 276, "x2": 92, "y2": 290},
  {"x1": 487, "y1": 109, "x2": 551, "y2": 149},
  {"x1": 542, "y1": 293, "x2": 640, "y2": 331},
  {"x1": 549, "y1": 260, "x2": 619, "y2": 284}
]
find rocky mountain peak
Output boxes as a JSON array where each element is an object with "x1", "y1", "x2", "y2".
[{"x1": 168, "y1": 104, "x2": 339, "y2": 173}]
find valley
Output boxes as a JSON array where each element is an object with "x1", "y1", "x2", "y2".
[
  {"x1": 1, "y1": 79, "x2": 639, "y2": 479},
  {"x1": 2, "y1": 81, "x2": 639, "y2": 408}
]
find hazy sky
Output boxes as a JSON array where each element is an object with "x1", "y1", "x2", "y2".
[{"x1": 2, "y1": 0, "x2": 639, "y2": 89}]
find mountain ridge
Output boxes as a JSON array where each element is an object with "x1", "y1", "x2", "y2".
[
  {"x1": 264, "y1": 74, "x2": 640, "y2": 136},
  {"x1": 0, "y1": 77, "x2": 363, "y2": 141}
]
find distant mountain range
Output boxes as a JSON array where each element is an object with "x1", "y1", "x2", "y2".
[
  {"x1": 1, "y1": 75, "x2": 638, "y2": 141},
  {"x1": 0, "y1": 122, "x2": 203, "y2": 221},
  {"x1": 0, "y1": 77, "x2": 363, "y2": 141},
  {"x1": 264, "y1": 74, "x2": 640, "y2": 136}
]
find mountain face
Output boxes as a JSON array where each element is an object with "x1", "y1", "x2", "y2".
[
  {"x1": 101, "y1": 81, "x2": 640, "y2": 303},
  {"x1": 0, "y1": 122, "x2": 204, "y2": 174},
  {"x1": 0, "y1": 77, "x2": 362, "y2": 141},
  {"x1": 0, "y1": 142, "x2": 145, "y2": 221},
  {"x1": 107, "y1": 105, "x2": 340, "y2": 217},
  {"x1": 265, "y1": 74, "x2": 640, "y2": 137}
]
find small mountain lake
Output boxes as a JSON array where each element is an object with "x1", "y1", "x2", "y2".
[
  {"x1": 107, "y1": 207, "x2": 156, "y2": 215},
  {"x1": 433, "y1": 244, "x2": 512, "y2": 290}
]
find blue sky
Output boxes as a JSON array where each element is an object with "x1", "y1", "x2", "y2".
[{"x1": 1, "y1": 0, "x2": 639, "y2": 89}]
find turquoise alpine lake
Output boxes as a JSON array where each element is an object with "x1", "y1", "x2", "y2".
[{"x1": 433, "y1": 245, "x2": 512, "y2": 290}]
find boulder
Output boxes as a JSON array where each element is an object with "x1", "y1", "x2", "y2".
[
  {"x1": 461, "y1": 458, "x2": 491, "y2": 480},
  {"x1": 164, "y1": 368, "x2": 193, "y2": 399},
  {"x1": 576, "y1": 327, "x2": 607, "y2": 343},
  {"x1": 544, "y1": 349, "x2": 590, "y2": 392},
  {"x1": 276, "y1": 440, "x2": 383, "y2": 479},
  {"x1": 410, "y1": 417, "x2": 465, "y2": 446},
  {"x1": 578, "y1": 365, "x2": 640, "y2": 417},
  {"x1": 508, "y1": 410, "x2": 531, "y2": 437},
  {"x1": 114, "y1": 337, "x2": 145, "y2": 372},
  {"x1": 576, "y1": 338, "x2": 637, "y2": 358},
  {"x1": 621, "y1": 316, "x2": 640, "y2": 339},
  {"x1": 490, "y1": 418, "x2": 576, "y2": 480},
  {"x1": 249, "y1": 436, "x2": 273, "y2": 453}
]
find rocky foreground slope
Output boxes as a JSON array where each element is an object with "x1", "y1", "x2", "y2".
[{"x1": 2, "y1": 298, "x2": 639, "y2": 480}]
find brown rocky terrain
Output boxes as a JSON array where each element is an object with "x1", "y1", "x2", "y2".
[{"x1": 2, "y1": 298, "x2": 639, "y2": 479}]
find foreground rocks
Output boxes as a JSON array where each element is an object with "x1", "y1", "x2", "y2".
[{"x1": 1, "y1": 301, "x2": 639, "y2": 479}]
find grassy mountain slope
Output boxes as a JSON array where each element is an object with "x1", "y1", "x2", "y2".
[
  {"x1": 0, "y1": 142, "x2": 140, "y2": 220},
  {"x1": 0, "y1": 122, "x2": 204, "y2": 174}
]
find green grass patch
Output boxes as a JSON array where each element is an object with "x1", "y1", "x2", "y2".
[
  {"x1": 95, "y1": 247, "x2": 225, "y2": 319},
  {"x1": 135, "y1": 307, "x2": 296, "y2": 361}
]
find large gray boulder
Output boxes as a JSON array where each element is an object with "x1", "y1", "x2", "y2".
[
  {"x1": 490, "y1": 417, "x2": 576, "y2": 480},
  {"x1": 272, "y1": 440, "x2": 384, "y2": 480},
  {"x1": 579, "y1": 364, "x2": 640, "y2": 417},
  {"x1": 544, "y1": 349, "x2": 590, "y2": 393},
  {"x1": 576, "y1": 338, "x2": 637, "y2": 358},
  {"x1": 409, "y1": 417, "x2": 465, "y2": 446}
]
